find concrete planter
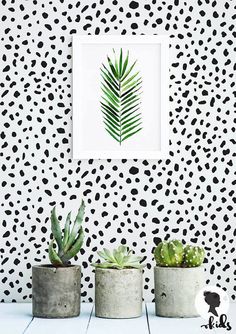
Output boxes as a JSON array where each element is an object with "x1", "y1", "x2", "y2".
[
  {"x1": 32, "y1": 265, "x2": 81, "y2": 318},
  {"x1": 95, "y1": 268, "x2": 143, "y2": 318},
  {"x1": 154, "y1": 266, "x2": 205, "y2": 318}
]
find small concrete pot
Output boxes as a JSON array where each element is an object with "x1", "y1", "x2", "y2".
[
  {"x1": 32, "y1": 265, "x2": 81, "y2": 318},
  {"x1": 154, "y1": 266, "x2": 205, "y2": 318},
  {"x1": 95, "y1": 268, "x2": 143, "y2": 318}
]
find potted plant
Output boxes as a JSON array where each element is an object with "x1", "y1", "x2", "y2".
[
  {"x1": 32, "y1": 200, "x2": 85, "y2": 318},
  {"x1": 92, "y1": 245, "x2": 145, "y2": 319},
  {"x1": 154, "y1": 239, "x2": 205, "y2": 318}
]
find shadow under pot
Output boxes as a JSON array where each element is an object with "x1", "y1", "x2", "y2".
[
  {"x1": 32, "y1": 265, "x2": 81, "y2": 318},
  {"x1": 154, "y1": 266, "x2": 205, "y2": 318},
  {"x1": 95, "y1": 268, "x2": 143, "y2": 319}
]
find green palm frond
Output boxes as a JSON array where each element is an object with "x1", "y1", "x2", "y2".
[{"x1": 100, "y1": 48, "x2": 142, "y2": 145}]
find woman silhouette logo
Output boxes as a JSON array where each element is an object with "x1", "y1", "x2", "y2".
[
  {"x1": 204, "y1": 291, "x2": 221, "y2": 316},
  {"x1": 195, "y1": 285, "x2": 229, "y2": 320}
]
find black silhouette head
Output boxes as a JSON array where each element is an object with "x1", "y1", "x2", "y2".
[{"x1": 204, "y1": 291, "x2": 220, "y2": 316}]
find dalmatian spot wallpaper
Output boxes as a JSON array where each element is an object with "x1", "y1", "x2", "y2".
[{"x1": 0, "y1": 0, "x2": 235, "y2": 302}]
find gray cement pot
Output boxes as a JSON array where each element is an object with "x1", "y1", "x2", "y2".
[
  {"x1": 154, "y1": 266, "x2": 205, "y2": 318},
  {"x1": 95, "y1": 268, "x2": 143, "y2": 318},
  {"x1": 32, "y1": 265, "x2": 81, "y2": 318}
]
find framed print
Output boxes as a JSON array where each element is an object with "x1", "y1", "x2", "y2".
[{"x1": 73, "y1": 35, "x2": 169, "y2": 159}]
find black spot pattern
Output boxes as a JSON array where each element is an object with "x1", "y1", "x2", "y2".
[{"x1": 0, "y1": 0, "x2": 236, "y2": 302}]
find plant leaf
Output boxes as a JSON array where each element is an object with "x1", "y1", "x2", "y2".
[
  {"x1": 121, "y1": 60, "x2": 137, "y2": 82},
  {"x1": 102, "y1": 96, "x2": 120, "y2": 109},
  {"x1": 121, "y1": 86, "x2": 142, "y2": 101},
  {"x1": 121, "y1": 109, "x2": 140, "y2": 123},
  {"x1": 103, "y1": 248, "x2": 116, "y2": 262},
  {"x1": 119, "y1": 48, "x2": 123, "y2": 78},
  {"x1": 121, "y1": 93, "x2": 141, "y2": 108},
  {"x1": 101, "y1": 89, "x2": 117, "y2": 105},
  {"x1": 101, "y1": 48, "x2": 143, "y2": 144},
  {"x1": 101, "y1": 83, "x2": 119, "y2": 102},
  {"x1": 121, "y1": 51, "x2": 129, "y2": 78},
  {"x1": 102, "y1": 110, "x2": 120, "y2": 125},
  {"x1": 101, "y1": 68, "x2": 119, "y2": 90},
  {"x1": 122, "y1": 78, "x2": 142, "y2": 94},
  {"x1": 49, "y1": 239, "x2": 63, "y2": 266},
  {"x1": 113, "y1": 49, "x2": 119, "y2": 75},
  {"x1": 51, "y1": 207, "x2": 63, "y2": 252},
  {"x1": 104, "y1": 121, "x2": 120, "y2": 138},
  {"x1": 122, "y1": 127, "x2": 142, "y2": 142},
  {"x1": 91, "y1": 262, "x2": 120, "y2": 269},
  {"x1": 122, "y1": 117, "x2": 142, "y2": 131},
  {"x1": 97, "y1": 250, "x2": 109, "y2": 261},
  {"x1": 61, "y1": 228, "x2": 84, "y2": 262},
  {"x1": 63, "y1": 211, "x2": 71, "y2": 248},
  {"x1": 121, "y1": 103, "x2": 140, "y2": 116},
  {"x1": 121, "y1": 98, "x2": 140, "y2": 112},
  {"x1": 101, "y1": 77, "x2": 119, "y2": 97},
  {"x1": 64, "y1": 200, "x2": 85, "y2": 252},
  {"x1": 101, "y1": 99, "x2": 120, "y2": 114},
  {"x1": 107, "y1": 56, "x2": 118, "y2": 79},
  {"x1": 105, "y1": 128, "x2": 120, "y2": 142},
  {"x1": 121, "y1": 112, "x2": 141, "y2": 126},
  {"x1": 122, "y1": 71, "x2": 139, "y2": 87},
  {"x1": 118, "y1": 245, "x2": 128, "y2": 254},
  {"x1": 121, "y1": 87, "x2": 141, "y2": 102},
  {"x1": 101, "y1": 103, "x2": 119, "y2": 117},
  {"x1": 103, "y1": 117, "x2": 120, "y2": 132},
  {"x1": 121, "y1": 122, "x2": 142, "y2": 136}
]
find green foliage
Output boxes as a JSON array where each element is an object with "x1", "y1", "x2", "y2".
[
  {"x1": 92, "y1": 245, "x2": 144, "y2": 270},
  {"x1": 101, "y1": 48, "x2": 143, "y2": 145},
  {"x1": 183, "y1": 245, "x2": 205, "y2": 267},
  {"x1": 154, "y1": 239, "x2": 205, "y2": 268},
  {"x1": 48, "y1": 200, "x2": 85, "y2": 267},
  {"x1": 154, "y1": 240, "x2": 184, "y2": 267}
]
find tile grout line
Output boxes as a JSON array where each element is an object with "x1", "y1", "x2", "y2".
[
  {"x1": 22, "y1": 316, "x2": 34, "y2": 334},
  {"x1": 85, "y1": 303, "x2": 94, "y2": 334},
  {"x1": 145, "y1": 303, "x2": 151, "y2": 334}
]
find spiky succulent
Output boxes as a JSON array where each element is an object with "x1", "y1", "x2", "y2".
[
  {"x1": 154, "y1": 240, "x2": 184, "y2": 267},
  {"x1": 183, "y1": 245, "x2": 205, "y2": 267},
  {"x1": 91, "y1": 245, "x2": 144, "y2": 269},
  {"x1": 48, "y1": 200, "x2": 85, "y2": 267}
]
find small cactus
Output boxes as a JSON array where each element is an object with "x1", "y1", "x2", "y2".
[
  {"x1": 183, "y1": 245, "x2": 205, "y2": 267},
  {"x1": 154, "y1": 240, "x2": 184, "y2": 267},
  {"x1": 92, "y1": 245, "x2": 144, "y2": 269},
  {"x1": 48, "y1": 200, "x2": 85, "y2": 267}
]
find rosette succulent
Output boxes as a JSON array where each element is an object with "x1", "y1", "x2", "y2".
[
  {"x1": 92, "y1": 245, "x2": 144, "y2": 269},
  {"x1": 48, "y1": 200, "x2": 85, "y2": 267},
  {"x1": 154, "y1": 240, "x2": 184, "y2": 267},
  {"x1": 183, "y1": 245, "x2": 205, "y2": 267}
]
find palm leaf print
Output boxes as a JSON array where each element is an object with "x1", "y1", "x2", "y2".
[{"x1": 100, "y1": 48, "x2": 142, "y2": 145}]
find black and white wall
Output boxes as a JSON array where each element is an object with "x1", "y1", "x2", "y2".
[{"x1": 0, "y1": 0, "x2": 235, "y2": 302}]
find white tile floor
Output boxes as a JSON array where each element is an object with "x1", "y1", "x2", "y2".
[{"x1": 0, "y1": 303, "x2": 235, "y2": 334}]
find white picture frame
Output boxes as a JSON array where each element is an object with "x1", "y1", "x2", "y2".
[{"x1": 73, "y1": 35, "x2": 169, "y2": 159}]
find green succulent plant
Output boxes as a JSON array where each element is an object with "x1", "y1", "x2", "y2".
[
  {"x1": 183, "y1": 245, "x2": 205, "y2": 267},
  {"x1": 91, "y1": 245, "x2": 144, "y2": 269},
  {"x1": 154, "y1": 240, "x2": 184, "y2": 267},
  {"x1": 154, "y1": 239, "x2": 205, "y2": 268},
  {"x1": 48, "y1": 200, "x2": 85, "y2": 267}
]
